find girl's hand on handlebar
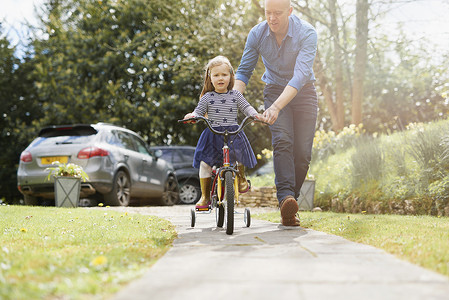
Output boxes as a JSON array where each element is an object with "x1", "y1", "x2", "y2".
[
  {"x1": 254, "y1": 113, "x2": 270, "y2": 125},
  {"x1": 182, "y1": 113, "x2": 197, "y2": 123},
  {"x1": 253, "y1": 113, "x2": 263, "y2": 120}
]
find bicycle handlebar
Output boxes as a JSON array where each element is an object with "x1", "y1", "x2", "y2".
[{"x1": 178, "y1": 115, "x2": 269, "y2": 136}]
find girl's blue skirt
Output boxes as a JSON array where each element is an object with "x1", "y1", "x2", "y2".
[{"x1": 193, "y1": 125, "x2": 257, "y2": 169}]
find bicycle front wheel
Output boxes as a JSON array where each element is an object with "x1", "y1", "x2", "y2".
[{"x1": 225, "y1": 171, "x2": 234, "y2": 235}]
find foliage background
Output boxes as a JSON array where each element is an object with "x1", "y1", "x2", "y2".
[
  {"x1": 1, "y1": 0, "x2": 449, "y2": 203},
  {"x1": 309, "y1": 119, "x2": 449, "y2": 216}
]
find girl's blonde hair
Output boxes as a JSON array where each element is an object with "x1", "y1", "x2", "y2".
[{"x1": 200, "y1": 55, "x2": 235, "y2": 98}]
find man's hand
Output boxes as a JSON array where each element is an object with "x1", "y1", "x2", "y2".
[
  {"x1": 263, "y1": 103, "x2": 281, "y2": 125},
  {"x1": 263, "y1": 86, "x2": 298, "y2": 125}
]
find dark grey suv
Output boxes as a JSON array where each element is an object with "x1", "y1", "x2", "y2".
[
  {"x1": 151, "y1": 146, "x2": 200, "y2": 204},
  {"x1": 17, "y1": 123, "x2": 179, "y2": 206}
]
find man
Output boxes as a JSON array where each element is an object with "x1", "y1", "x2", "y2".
[{"x1": 235, "y1": 0, "x2": 318, "y2": 226}]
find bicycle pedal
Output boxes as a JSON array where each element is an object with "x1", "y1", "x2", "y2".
[{"x1": 196, "y1": 207, "x2": 211, "y2": 212}]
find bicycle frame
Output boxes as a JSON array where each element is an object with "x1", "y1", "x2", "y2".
[
  {"x1": 179, "y1": 115, "x2": 268, "y2": 234},
  {"x1": 187, "y1": 116, "x2": 261, "y2": 204}
]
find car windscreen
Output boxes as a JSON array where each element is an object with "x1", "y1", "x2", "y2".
[
  {"x1": 29, "y1": 135, "x2": 97, "y2": 148},
  {"x1": 39, "y1": 125, "x2": 97, "y2": 138},
  {"x1": 30, "y1": 125, "x2": 98, "y2": 147}
]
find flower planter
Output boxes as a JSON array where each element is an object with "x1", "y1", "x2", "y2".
[
  {"x1": 54, "y1": 177, "x2": 81, "y2": 208},
  {"x1": 298, "y1": 179, "x2": 315, "y2": 211}
]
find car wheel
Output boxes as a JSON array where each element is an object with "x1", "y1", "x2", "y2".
[
  {"x1": 159, "y1": 175, "x2": 179, "y2": 206},
  {"x1": 179, "y1": 179, "x2": 201, "y2": 204},
  {"x1": 24, "y1": 195, "x2": 38, "y2": 206},
  {"x1": 104, "y1": 170, "x2": 131, "y2": 206}
]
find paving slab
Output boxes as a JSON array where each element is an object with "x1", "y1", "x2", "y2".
[{"x1": 107, "y1": 205, "x2": 449, "y2": 300}]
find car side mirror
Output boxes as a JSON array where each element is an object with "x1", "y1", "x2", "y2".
[{"x1": 153, "y1": 149, "x2": 163, "y2": 160}]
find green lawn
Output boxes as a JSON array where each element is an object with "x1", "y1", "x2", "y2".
[
  {"x1": 0, "y1": 205, "x2": 176, "y2": 300},
  {"x1": 255, "y1": 211, "x2": 449, "y2": 277},
  {"x1": 2, "y1": 205, "x2": 448, "y2": 299}
]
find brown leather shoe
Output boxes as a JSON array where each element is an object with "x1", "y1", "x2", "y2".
[
  {"x1": 280, "y1": 196, "x2": 300, "y2": 226},
  {"x1": 282, "y1": 216, "x2": 300, "y2": 226}
]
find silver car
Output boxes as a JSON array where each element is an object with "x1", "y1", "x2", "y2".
[{"x1": 17, "y1": 123, "x2": 179, "y2": 206}]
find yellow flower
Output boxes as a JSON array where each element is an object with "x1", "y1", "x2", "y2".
[
  {"x1": 98, "y1": 203, "x2": 104, "y2": 207},
  {"x1": 91, "y1": 255, "x2": 108, "y2": 266},
  {"x1": 20, "y1": 228, "x2": 27, "y2": 232},
  {"x1": 257, "y1": 154, "x2": 262, "y2": 159}
]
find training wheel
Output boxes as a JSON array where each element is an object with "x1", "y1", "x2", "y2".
[
  {"x1": 216, "y1": 204, "x2": 225, "y2": 228},
  {"x1": 244, "y1": 208, "x2": 251, "y2": 227},
  {"x1": 190, "y1": 208, "x2": 196, "y2": 227}
]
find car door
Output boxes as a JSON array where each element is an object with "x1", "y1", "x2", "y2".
[
  {"x1": 130, "y1": 135, "x2": 167, "y2": 196},
  {"x1": 177, "y1": 147, "x2": 195, "y2": 170},
  {"x1": 114, "y1": 130, "x2": 147, "y2": 196}
]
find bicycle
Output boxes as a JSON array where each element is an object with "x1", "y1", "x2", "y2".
[{"x1": 179, "y1": 115, "x2": 268, "y2": 235}]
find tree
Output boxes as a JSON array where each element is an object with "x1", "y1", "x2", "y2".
[
  {"x1": 363, "y1": 34, "x2": 449, "y2": 133},
  {"x1": 0, "y1": 23, "x2": 41, "y2": 203},
  {"x1": 351, "y1": 0, "x2": 369, "y2": 125},
  {"x1": 295, "y1": 1, "x2": 388, "y2": 131},
  {"x1": 31, "y1": 0, "x2": 271, "y2": 149}
]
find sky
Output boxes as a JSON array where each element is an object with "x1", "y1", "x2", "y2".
[
  {"x1": 382, "y1": 0, "x2": 449, "y2": 51},
  {"x1": 1, "y1": 0, "x2": 449, "y2": 57},
  {"x1": 1, "y1": 0, "x2": 45, "y2": 39},
  {"x1": 0, "y1": 0, "x2": 45, "y2": 56}
]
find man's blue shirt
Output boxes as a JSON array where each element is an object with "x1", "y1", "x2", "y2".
[{"x1": 236, "y1": 15, "x2": 317, "y2": 91}]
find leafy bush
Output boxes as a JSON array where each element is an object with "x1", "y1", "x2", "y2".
[
  {"x1": 351, "y1": 136, "x2": 383, "y2": 189},
  {"x1": 428, "y1": 176, "x2": 449, "y2": 216},
  {"x1": 313, "y1": 124, "x2": 364, "y2": 161},
  {"x1": 405, "y1": 122, "x2": 448, "y2": 186},
  {"x1": 250, "y1": 119, "x2": 449, "y2": 216},
  {"x1": 310, "y1": 119, "x2": 449, "y2": 216}
]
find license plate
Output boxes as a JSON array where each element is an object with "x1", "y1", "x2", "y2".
[{"x1": 41, "y1": 156, "x2": 69, "y2": 165}]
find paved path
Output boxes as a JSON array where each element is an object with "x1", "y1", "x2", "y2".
[{"x1": 108, "y1": 205, "x2": 449, "y2": 300}]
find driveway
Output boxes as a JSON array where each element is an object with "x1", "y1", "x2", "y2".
[{"x1": 107, "y1": 205, "x2": 449, "y2": 300}]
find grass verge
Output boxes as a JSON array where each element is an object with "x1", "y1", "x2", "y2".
[
  {"x1": 255, "y1": 211, "x2": 449, "y2": 277},
  {"x1": 0, "y1": 205, "x2": 176, "y2": 300}
]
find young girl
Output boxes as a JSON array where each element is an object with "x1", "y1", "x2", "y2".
[{"x1": 184, "y1": 55, "x2": 262, "y2": 209}]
